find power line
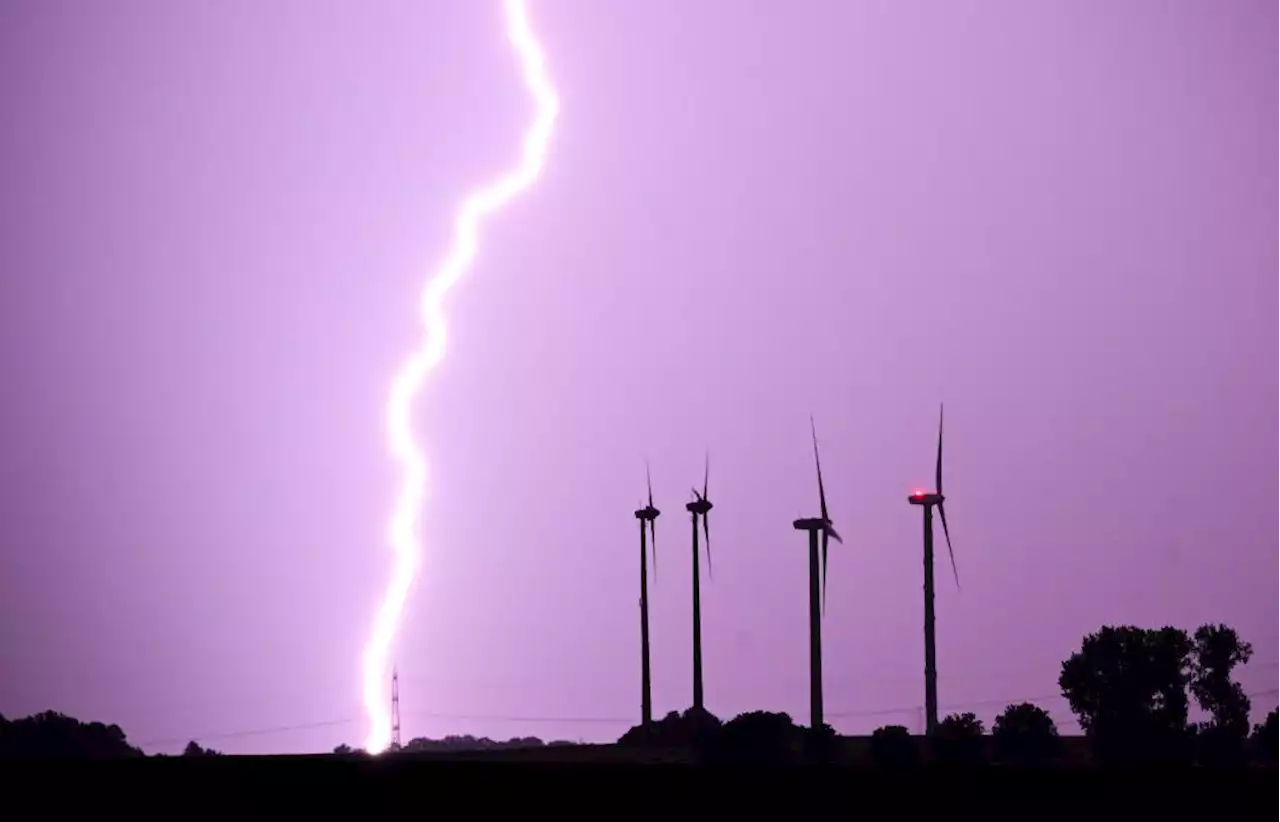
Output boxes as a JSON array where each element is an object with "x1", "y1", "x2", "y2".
[
  {"x1": 826, "y1": 692, "x2": 1067, "y2": 720},
  {"x1": 136, "y1": 687, "x2": 1280, "y2": 750},
  {"x1": 138, "y1": 716, "x2": 362, "y2": 749},
  {"x1": 136, "y1": 711, "x2": 634, "y2": 749},
  {"x1": 829, "y1": 688, "x2": 1280, "y2": 729},
  {"x1": 401, "y1": 710, "x2": 630, "y2": 725}
]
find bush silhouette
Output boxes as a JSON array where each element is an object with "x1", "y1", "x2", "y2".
[
  {"x1": 991, "y1": 703, "x2": 1061, "y2": 765},
  {"x1": 706, "y1": 711, "x2": 799, "y2": 764},
  {"x1": 1194, "y1": 722, "x2": 1251, "y2": 767},
  {"x1": 618, "y1": 707, "x2": 722, "y2": 750},
  {"x1": 933, "y1": 712, "x2": 986, "y2": 765},
  {"x1": 1250, "y1": 710, "x2": 1277, "y2": 764},
  {"x1": 182, "y1": 740, "x2": 223, "y2": 757},
  {"x1": 804, "y1": 722, "x2": 839, "y2": 763},
  {"x1": 869, "y1": 724, "x2": 917, "y2": 767}
]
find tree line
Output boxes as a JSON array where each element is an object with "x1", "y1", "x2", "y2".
[
  {"x1": 2, "y1": 622, "x2": 1275, "y2": 765},
  {"x1": 615, "y1": 622, "x2": 1277, "y2": 765}
]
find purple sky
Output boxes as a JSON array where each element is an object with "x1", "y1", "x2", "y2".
[{"x1": 0, "y1": 0, "x2": 1275, "y2": 755}]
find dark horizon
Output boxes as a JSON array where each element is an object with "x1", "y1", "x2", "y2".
[{"x1": 6, "y1": 622, "x2": 1277, "y2": 765}]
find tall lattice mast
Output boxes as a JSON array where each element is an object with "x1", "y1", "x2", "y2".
[{"x1": 390, "y1": 666, "x2": 401, "y2": 749}]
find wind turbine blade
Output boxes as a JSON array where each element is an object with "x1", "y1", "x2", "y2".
[
  {"x1": 703, "y1": 451, "x2": 709, "y2": 501},
  {"x1": 935, "y1": 403, "x2": 944, "y2": 495},
  {"x1": 937, "y1": 503, "x2": 959, "y2": 590},
  {"x1": 827, "y1": 523, "x2": 843, "y2": 544},
  {"x1": 650, "y1": 519, "x2": 657, "y2": 583},
  {"x1": 810, "y1": 415, "x2": 829, "y2": 522},
  {"x1": 821, "y1": 529, "x2": 829, "y2": 616},
  {"x1": 703, "y1": 513, "x2": 712, "y2": 581},
  {"x1": 691, "y1": 487, "x2": 700, "y2": 502},
  {"x1": 646, "y1": 460, "x2": 654, "y2": 509}
]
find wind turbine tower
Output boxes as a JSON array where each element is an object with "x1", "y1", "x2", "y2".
[
  {"x1": 791, "y1": 417, "x2": 842, "y2": 734},
  {"x1": 685, "y1": 454, "x2": 713, "y2": 714},
  {"x1": 633, "y1": 463, "x2": 660, "y2": 729},
  {"x1": 907, "y1": 404, "x2": 960, "y2": 737}
]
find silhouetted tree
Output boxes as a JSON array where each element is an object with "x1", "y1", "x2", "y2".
[
  {"x1": 933, "y1": 712, "x2": 985, "y2": 765},
  {"x1": 869, "y1": 724, "x2": 917, "y2": 767},
  {"x1": 0, "y1": 711, "x2": 143, "y2": 759},
  {"x1": 991, "y1": 703, "x2": 1061, "y2": 765},
  {"x1": 1060, "y1": 625, "x2": 1195, "y2": 764},
  {"x1": 1188, "y1": 624, "x2": 1253, "y2": 765},
  {"x1": 333, "y1": 743, "x2": 354, "y2": 755},
  {"x1": 1250, "y1": 710, "x2": 1277, "y2": 765},
  {"x1": 706, "y1": 711, "x2": 799, "y2": 764},
  {"x1": 1190, "y1": 624, "x2": 1254, "y2": 729}
]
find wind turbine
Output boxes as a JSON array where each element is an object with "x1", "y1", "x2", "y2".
[
  {"x1": 684, "y1": 453, "x2": 713, "y2": 715},
  {"x1": 632, "y1": 462, "x2": 660, "y2": 730},
  {"x1": 791, "y1": 416, "x2": 842, "y2": 734},
  {"x1": 907, "y1": 403, "x2": 959, "y2": 737}
]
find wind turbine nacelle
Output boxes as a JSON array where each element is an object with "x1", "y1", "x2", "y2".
[
  {"x1": 634, "y1": 507, "x2": 660, "y2": 520},
  {"x1": 686, "y1": 500, "x2": 712, "y2": 515},
  {"x1": 908, "y1": 491, "x2": 944, "y2": 506}
]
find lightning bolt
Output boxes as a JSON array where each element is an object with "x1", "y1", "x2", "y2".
[{"x1": 360, "y1": 0, "x2": 559, "y2": 755}]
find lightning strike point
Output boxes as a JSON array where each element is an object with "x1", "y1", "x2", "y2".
[{"x1": 360, "y1": 0, "x2": 559, "y2": 755}]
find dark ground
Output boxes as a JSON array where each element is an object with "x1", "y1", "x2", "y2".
[{"x1": 6, "y1": 738, "x2": 1271, "y2": 816}]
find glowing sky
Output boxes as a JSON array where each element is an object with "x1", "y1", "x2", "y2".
[{"x1": 0, "y1": 0, "x2": 1275, "y2": 754}]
